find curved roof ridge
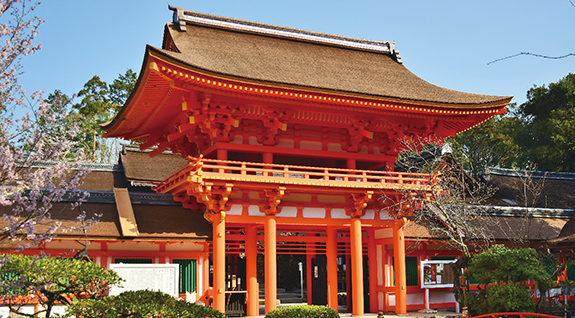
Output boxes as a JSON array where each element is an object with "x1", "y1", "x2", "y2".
[
  {"x1": 486, "y1": 166, "x2": 575, "y2": 180},
  {"x1": 168, "y1": 5, "x2": 400, "y2": 60}
]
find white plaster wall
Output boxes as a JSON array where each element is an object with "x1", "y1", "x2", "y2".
[
  {"x1": 299, "y1": 140, "x2": 322, "y2": 150},
  {"x1": 230, "y1": 135, "x2": 243, "y2": 144},
  {"x1": 407, "y1": 292, "x2": 424, "y2": 305},
  {"x1": 430, "y1": 290, "x2": 456, "y2": 304},
  {"x1": 277, "y1": 206, "x2": 297, "y2": 217},
  {"x1": 277, "y1": 139, "x2": 295, "y2": 148},
  {"x1": 379, "y1": 209, "x2": 395, "y2": 220},
  {"x1": 384, "y1": 291, "x2": 456, "y2": 308},
  {"x1": 248, "y1": 205, "x2": 266, "y2": 216},
  {"x1": 360, "y1": 209, "x2": 375, "y2": 220},
  {"x1": 227, "y1": 204, "x2": 243, "y2": 215},
  {"x1": 302, "y1": 207, "x2": 325, "y2": 218},
  {"x1": 327, "y1": 143, "x2": 343, "y2": 152},
  {"x1": 330, "y1": 208, "x2": 347, "y2": 219},
  {"x1": 248, "y1": 136, "x2": 262, "y2": 145}
]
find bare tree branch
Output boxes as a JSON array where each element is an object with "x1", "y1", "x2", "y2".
[{"x1": 488, "y1": 52, "x2": 575, "y2": 65}]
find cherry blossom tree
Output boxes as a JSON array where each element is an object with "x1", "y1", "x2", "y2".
[{"x1": 0, "y1": 0, "x2": 88, "y2": 249}]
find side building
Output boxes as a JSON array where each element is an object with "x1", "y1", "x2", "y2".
[{"x1": 0, "y1": 148, "x2": 212, "y2": 306}]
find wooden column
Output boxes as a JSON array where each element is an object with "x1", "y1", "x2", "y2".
[
  {"x1": 245, "y1": 225, "x2": 259, "y2": 316},
  {"x1": 393, "y1": 221, "x2": 407, "y2": 314},
  {"x1": 368, "y1": 228, "x2": 378, "y2": 313},
  {"x1": 264, "y1": 214, "x2": 277, "y2": 314},
  {"x1": 350, "y1": 217, "x2": 364, "y2": 316},
  {"x1": 263, "y1": 152, "x2": 273, "y2": 164},
  {"x1": 213, "y1": 212, "x2": 226, "y2": 314},
  {"x1": 347, "y1": 158, "x2": 356, "y2": 170},
  {"x1": 326, "y1": 226, "x2": 338, "y2": 312},
  {"x1": 217, "y1": 149, "x2": 228, "y2": 173},
  {"x1": 203, "y1": 255, "x2": 209, "y2": 302},
  {"x1": 263, "y1": 152, "x2": 273, "y2": 176}
]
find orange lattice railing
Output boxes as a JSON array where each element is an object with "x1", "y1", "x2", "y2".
[
  {"x1": 155, "y1": 156, "x2": 433, "y2": 194},
  {"x1": 469, "y1": 313, "x2": 562, "y2": 318}
]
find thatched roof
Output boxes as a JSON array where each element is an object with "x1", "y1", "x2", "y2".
[
  {"x1": 159, "y1": 7, "x2": 511, "y2": 108},
  {"x1": 120, "y1": 147, "x2": 188, "y2": 184},
  {"x1": 486, "y1": 167, "x2": 575, "y2": 209},
  {"x1": 405, "y1": 215, "x2": 566, "y2": 242},
  {"x1": 0, "y1": 201, "x2": 211, "y2": 249}
]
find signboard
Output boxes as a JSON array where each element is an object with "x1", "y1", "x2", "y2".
[
  {"x1": 420, "y1": 260, "x2": 455, "y2": 289},
  {"x1": 109, "y1": 263, "x2": 179, "y2": 297}
]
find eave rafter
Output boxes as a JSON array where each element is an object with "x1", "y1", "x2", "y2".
[{"x1": 149, "y1": 56, "x2": 507, "y2": 117}]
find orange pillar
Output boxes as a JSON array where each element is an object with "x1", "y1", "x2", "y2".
[
  {"x1": 327, "y1": 226, "x2": 338, "y2": 312},
  {"x1": 350, "y1": 217, "x2": 364, "y2": 316},
  {"x1": 213, "y1": 212, "x2": 226, "y2": 314},
  {"x1": 264, "y1": 214, "x2": 277, "y2": 314},
  {"x1": 246, "y1": 225, "x2": 258, "y2": 316},
  {"x1": 306, "y1": 238, "x2": 313, "y2": 305},
  {"x1": 393, "y1": 221, "x2": 407, "y2": 314},
  {"x1": 203, "y1": 254, "x2": 209, "y2": 302}
]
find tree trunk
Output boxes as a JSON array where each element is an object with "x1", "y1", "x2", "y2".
[{"x1": 450, "y1": 256, "x2": 470, "y2": 309}]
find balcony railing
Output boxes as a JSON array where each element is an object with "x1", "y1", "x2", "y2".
[{"x1": 156, "y1": 156, "x2": 433, "y2": 194}]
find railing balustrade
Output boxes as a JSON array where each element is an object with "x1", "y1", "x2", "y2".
[{"x1": 157, "y1": 157, "x2": 432, "y2": 192}]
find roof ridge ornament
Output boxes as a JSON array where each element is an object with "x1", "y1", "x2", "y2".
[{"x1": 168, "y1": 5, "x2": 402, "y2": 62}]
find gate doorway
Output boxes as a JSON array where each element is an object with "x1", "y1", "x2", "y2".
[{"x1": 311, "y1": 255, "x2": 327, "y2": 305}]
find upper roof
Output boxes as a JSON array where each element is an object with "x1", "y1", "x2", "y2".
[{"x1": 161, "y1": 6, "x2": 511, "y2": 108}]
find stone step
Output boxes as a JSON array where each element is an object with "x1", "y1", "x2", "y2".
[
  {"x1": 259, "y1": 299, "x2": 281, "y2": 305},
  {"x1": 258, "y1": 290, "x2": 307, "y2": 304},
  {"x1": 278, "y1": 297, "x2": 306, "y2": 303}
]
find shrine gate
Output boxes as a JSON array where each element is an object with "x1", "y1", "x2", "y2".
[{"x1": 103, "y1": 6, "x2": 511, "y2": 316}]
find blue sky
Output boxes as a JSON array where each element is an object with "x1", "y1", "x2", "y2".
[{"x1": 19, "y1": 1, "x2": 575, "y2": 107}]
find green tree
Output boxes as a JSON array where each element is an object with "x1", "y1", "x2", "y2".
[
  {"x1": 517, "y1": 73, "x2": 575, "y2": 171},
  {"x1": 68, "y1": 69, "x2": 137, "y2": 163},
  {"x1": 451, "y1": 106, "x2": 524, "y2": 177},
  {"x1": 464, "y1": 245, "x2": 555, "y2": 315},
  {"x1": 0, "y1": 254, "x2": 123, "y2": 318}
]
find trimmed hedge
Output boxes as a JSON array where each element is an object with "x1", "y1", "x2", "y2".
[
  {"x1": 58, "y1": 290, "x2": 224, "y2": 318},
  {"x1": 265, "y1": 305, "x2": 340, "y2": 318}
]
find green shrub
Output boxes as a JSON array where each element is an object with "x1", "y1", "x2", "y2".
[
  {"x1": 59, "y1": 290, "x2": 224, "y2": 318},
  {"x1": 465, "y1": 284, "x2": 535, "y2": 315},
  {"x1": 265, "y1": 305, "x2": 339, "y2": 318}
]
